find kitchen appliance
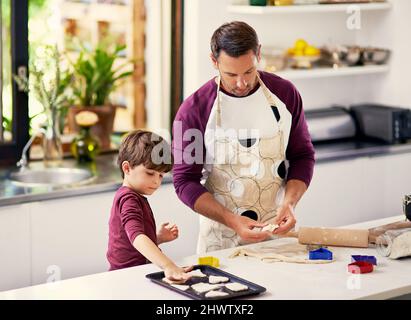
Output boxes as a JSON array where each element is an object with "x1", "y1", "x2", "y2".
[
  {"x1": 305, "y1": 106, "x2": 356, "y2": 143},
  {"x1": 404, "y1": 194, "x2": 411, "y2": 221},
  {"x1": 350, "y1": 104, "x2": 411, "y2": 144}
]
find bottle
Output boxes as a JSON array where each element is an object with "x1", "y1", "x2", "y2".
[
  {"x1": 71, "y1": 125, "x2": 100, "y2": 163},
  {"x1": 70, "y1": 111, "x2": 100, "y2": 163},
  {"x1": 376, "y1": 228, "x2": 411, "y2": 259}
]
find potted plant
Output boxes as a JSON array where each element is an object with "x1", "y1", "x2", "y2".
[
  {"x1": 13, "y1": 45, "x2": 73, "y2": 166},
  {"x1": 67, "y1": 42, "x2": 134, "y2": 150}
]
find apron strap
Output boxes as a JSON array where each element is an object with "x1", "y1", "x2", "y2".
[{"x1": 215, "y1": 72, "x2": 282, "y2": 128}]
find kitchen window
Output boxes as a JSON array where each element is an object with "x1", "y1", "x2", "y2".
[{"x1": 0, "y1": 0, "x2": 29, "y2": 165}]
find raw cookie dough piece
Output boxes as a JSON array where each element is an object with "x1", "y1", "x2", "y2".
[
  {"x1": 225, "y1": 282, "x2": 248, "y2": 292},
  {"x1": 188, "y1": 269, "x2": 207, "y2": 277},
  {"x1": 191, "y1": 283, "x2": 221, "y2": 293},
  {"x1": 171, "y1": 284, "x2": 190, "y2": 291},
  {"x1": 209, "y1": 276, "x2": 229, "y2": 284},
  {"x1": 162, "y1": 277, "x2": 187, "y2": 285},
  {"x1": 205, "y1": 290, "x2": 229, "y2": 298},
  {"x1": 262, "y1": 224, "x2": 279, "y2": 232}
]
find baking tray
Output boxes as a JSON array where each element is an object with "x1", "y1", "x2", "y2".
[{"x1": 145, "y1": 265, "x2": 266, "y2": 300}]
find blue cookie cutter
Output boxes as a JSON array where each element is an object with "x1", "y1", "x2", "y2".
[
  {"x1": 351, "y1": 255, "x2": 377, "y2": 266},
  {"x1": 309, "y1": 248, "x2": 333, "y2": 260}
]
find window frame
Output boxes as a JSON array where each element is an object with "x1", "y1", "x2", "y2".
[
  {"x1": 0, "y1": 0, "x2": 29, "y2": 166},
  {"x1": 170, "y1": 0, "x2": 184, "y2": 130}
]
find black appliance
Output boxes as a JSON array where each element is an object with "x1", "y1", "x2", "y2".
[{"x1": 350, "y1": 103, "x2": 411, "y2": 144}]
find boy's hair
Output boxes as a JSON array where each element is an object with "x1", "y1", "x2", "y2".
[
  {"x1": 117, "y1": 130, "x2": 173, "y2": 178},
  {"x1": 211, "y1": 21, "x2": 259, "y2": 60}
]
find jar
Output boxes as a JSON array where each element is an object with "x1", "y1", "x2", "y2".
[
  {"x1": 70, "y1": 126, "x2": 100, "y2": 163},
  {"x1": 376, "y1": 228, "x2": 411, "y2": 259}
]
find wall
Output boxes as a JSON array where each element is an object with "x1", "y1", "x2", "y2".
[{"x1": 184, "y1": 0, "x2": 411, "y2": 110}]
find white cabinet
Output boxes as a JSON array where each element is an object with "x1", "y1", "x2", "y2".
[
  {"x1": 148, "y1": 184, "x2": 199, "y2": 261},
  {"x1": 0, "y1": 204, "x2": 31, "y2": 291},
  {"x1": 28, "y1": 184, "x2": 199, "y2": 287},
  {"x1": 30, "y1": 192, "x2": 114, "y2": 285},
  {"x1": 297, "y1": 152, "x2": 411, "y2": 228},
  {"x1": 377, "y1": 153, "x2": 411, "y2": 215}
]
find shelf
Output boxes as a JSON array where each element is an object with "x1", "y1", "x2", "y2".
[
  {"x1": 275, "y1": 64, "x2": 389, "y2": 80},
  {"x1": 227, "y1": 2, "x2": 392, "y2": 14},
  {"x1": 61, "y1": 2, "x2": 130, "y2": 23}
]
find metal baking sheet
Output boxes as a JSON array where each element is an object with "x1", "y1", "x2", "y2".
[{"x1": 145, "y1": 265, "x2": 266, "y2": 300}]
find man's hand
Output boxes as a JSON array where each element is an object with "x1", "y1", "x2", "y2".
[
  {"x1": 157, "y1": 222, "x2": 179, "y2": 244},
  {"x1": 272, "y1": 204, "x2": 297, "y2": 235},
  {"x1": 230, "y1": 215, "x2": 272, "y2": 243}
]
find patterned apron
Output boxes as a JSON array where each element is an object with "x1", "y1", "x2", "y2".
[{"x1": 198, "y1": 74, "x2": 287, "y2": 253}]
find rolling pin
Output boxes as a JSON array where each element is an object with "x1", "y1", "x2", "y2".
[
  {"x1": 279, "y1": 221, "x2": 411, "y2": 248},
  {"x1": 283, "y1": 227, "x2": 370, "y2": 248}
]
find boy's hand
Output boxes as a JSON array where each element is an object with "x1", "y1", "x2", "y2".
[
  {"x1": 164, "y1": 264, "x2": 193, "y2": 282},
  {"x1": 157, "y1": 222, "x2": 179, "y2": 244}
]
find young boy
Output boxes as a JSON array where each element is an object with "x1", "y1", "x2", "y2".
[{"x1": 107, "y1": 130, "x2": 191, "y2": 281}]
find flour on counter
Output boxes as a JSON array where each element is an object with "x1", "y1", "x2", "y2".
[
  {"x1": 389, "y1": 230, "x2": 411, "y2": 259},
  {"x1": 229, "y1": 242, "x2": 334, "y2": 264}
]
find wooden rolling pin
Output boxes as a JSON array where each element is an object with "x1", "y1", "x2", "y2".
[
  {"x1": 282, "y1": 220, "x2": 411, "y2": 248},
  {"x1": 284, "y1": 227, "x2": 370, "y2": 248}
]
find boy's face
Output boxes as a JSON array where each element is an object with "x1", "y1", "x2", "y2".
[{"x1": 122, "y1": 163, "x2": 165, "y2": 195}]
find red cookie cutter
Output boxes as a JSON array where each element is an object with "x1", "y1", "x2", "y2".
[{"x1": 347, "y1": 261, "x2": 374, "y2": 274}]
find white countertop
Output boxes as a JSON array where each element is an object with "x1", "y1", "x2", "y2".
[{"x1": 1, "y1": 215, "x2": 410, "y2": 300}]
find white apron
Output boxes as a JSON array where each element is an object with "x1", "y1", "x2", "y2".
[{"x1": 198, "y1": 74, "x2": 287, "y2": 253}]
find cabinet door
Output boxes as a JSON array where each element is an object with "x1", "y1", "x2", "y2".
[
  {"x1": 30, "y1": 192, "x2": 114, "y2": 285},
  {"x1": 148, "y1": 184, "x2": 199, "y2": 261},
  {"x1": 297, "y1": 158, "x2": 366, "y2": 227},
  {"x1": 0, "y1": 204, "x2": 31, "y2": 291},
  {"x1": 372, "y1": 153, "x2": 411, "y2": 217}
]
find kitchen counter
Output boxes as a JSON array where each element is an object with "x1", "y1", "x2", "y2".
[
  {"x1": 1, "y1": 140, "x2": 411, "y2": 207},
  {"x1": 0, "y1": 153, "x2": 172, "y2": 207},
  {"x1": 1, "y1": 215, "x2": 410, "y2": 300},
  {"x1": 314, "y1": 139, "x2": 411, "y2": 163}
]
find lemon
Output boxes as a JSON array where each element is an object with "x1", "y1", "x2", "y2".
[
  {"x1": 304, "y1": 45, "x2": 320, "y2": 56},
  {"x1": 294, "y1": 39, "x2": 308, "y2": 50}
]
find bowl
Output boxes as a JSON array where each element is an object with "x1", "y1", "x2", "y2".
[
  {"x1": 289, "y1": 55, "x2": 321, "y2": 69},
  {"x1": 361, "y1": 47, "x2": 391, "y2": 65},
  {"x1": 261, "y1": 47, "x2": 288, "y2": 72}
]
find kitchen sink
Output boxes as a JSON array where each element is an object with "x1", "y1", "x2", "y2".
[{"x1": 8, "y1": 167, "x2": 95, "y2": 187}]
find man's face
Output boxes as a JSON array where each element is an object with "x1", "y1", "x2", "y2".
[{"x1": 212, "y1": 47, "x2": 261, "y2": 97}]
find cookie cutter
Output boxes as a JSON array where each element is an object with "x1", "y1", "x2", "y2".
[
  {"x1": 308, "y1": 248, "x2": 333, "y2": 260},
  {"x1": 198, "y1": 256, "x2": 220, "y2": 268},
  {"x1": 351, "y1": 255, "x2": 377, "y2": 266},
  {"x1": 348, "y1": 261, "x2": 374, "y2": 274}
]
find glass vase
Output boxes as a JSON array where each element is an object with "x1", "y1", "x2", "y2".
[
  {"x1": 70, "y1": 126, "x2": 100, "y2": 163},
  {"x1": 43, "y1": 108, "x2": 63, "y2": 167}
]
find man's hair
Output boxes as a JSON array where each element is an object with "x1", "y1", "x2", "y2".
[
  {"x1": 117, "y1": 130, "x2": 173, "y2": 178},
  {"x1": 211, "y1": 21, "x2": 259, "y2": 59}
]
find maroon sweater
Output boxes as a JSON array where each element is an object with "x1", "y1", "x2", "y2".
[
  {"x1": 107, "y1": 186, "x2": 157, "y2": 271},
  {"x1": 172, "y1": 71, "x2": 315, "y2": 210}
]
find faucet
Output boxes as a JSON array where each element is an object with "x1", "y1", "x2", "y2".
[{"x1": 17, "y1": 128, "x2": 46, "y2": 170}]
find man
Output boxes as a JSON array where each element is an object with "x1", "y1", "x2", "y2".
[{"x1": 172, "y1": 21, "x2": 315, "y2": 253}]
